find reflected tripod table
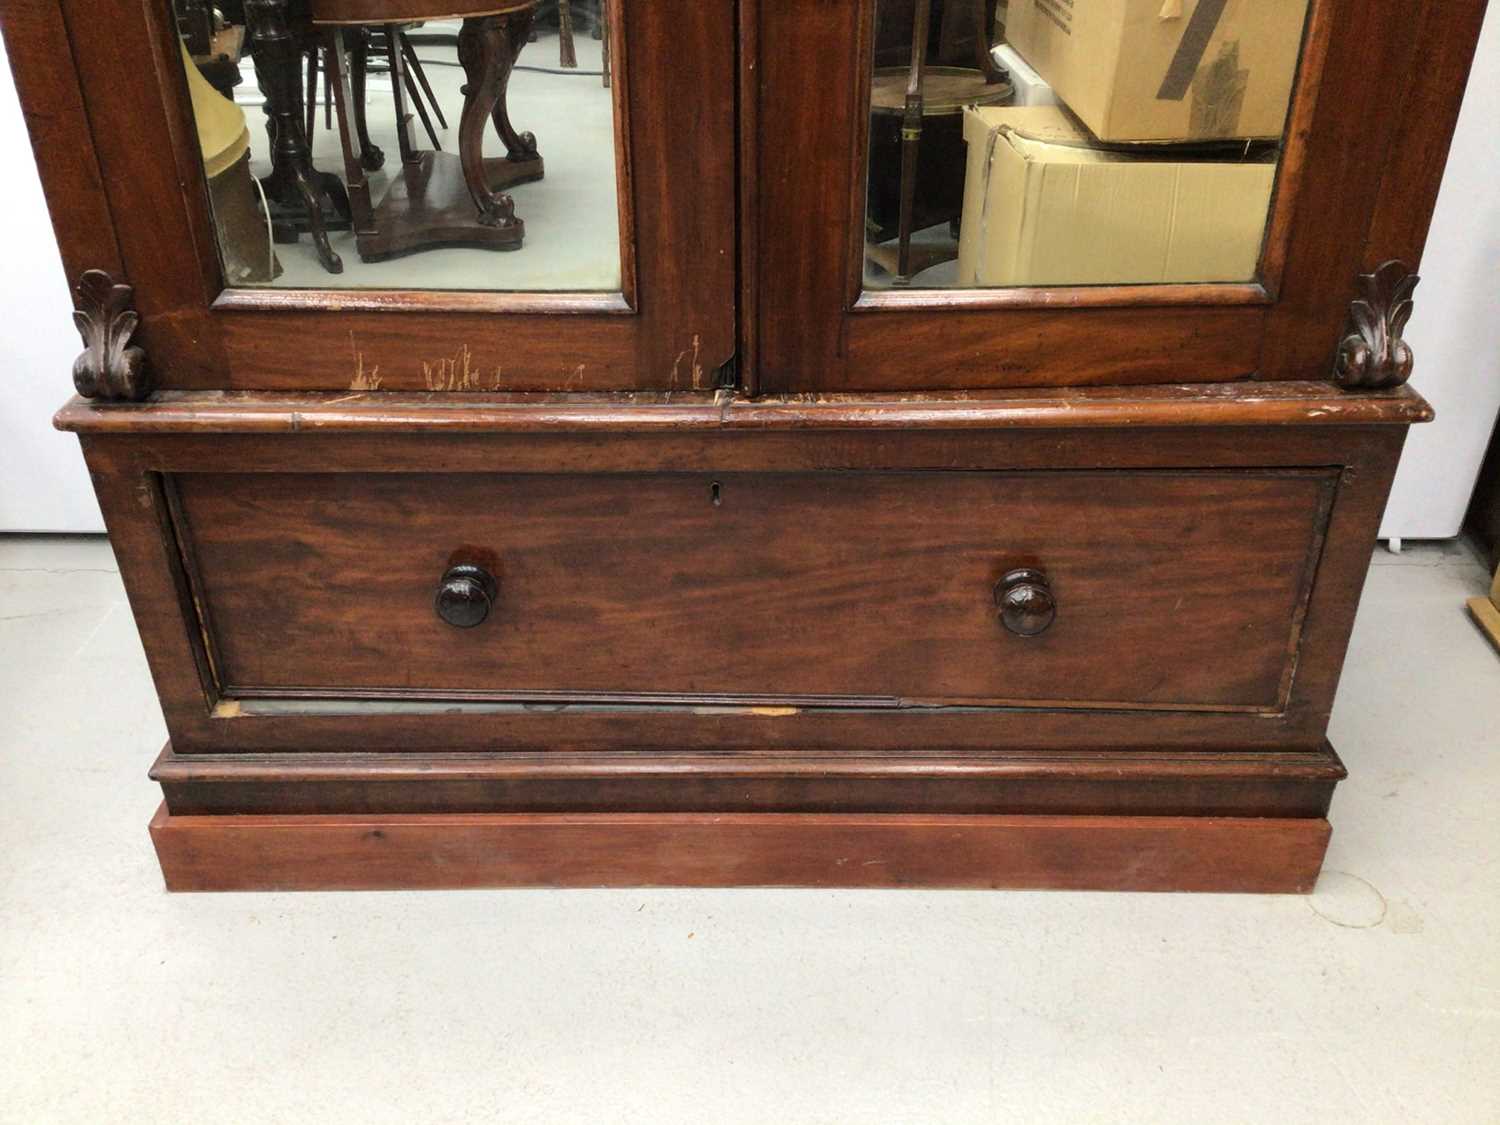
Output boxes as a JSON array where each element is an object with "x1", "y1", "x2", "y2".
[{"x1": 244, "y1": 0, "x2": 353, "y2": 272}]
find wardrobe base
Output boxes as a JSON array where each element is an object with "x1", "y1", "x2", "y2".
[{"x1": 148, "y1": 804, "x2": 1332, "y2": 894}]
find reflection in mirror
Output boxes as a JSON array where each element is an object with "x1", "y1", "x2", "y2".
[
  {"x1": 864, "y1": 0, "x2": 1311, "y2": 291},
  {"x1": 173, "y1": 0, "x2": 622, "y2": 291}
]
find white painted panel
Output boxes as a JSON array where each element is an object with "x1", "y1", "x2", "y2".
[
  {"x1": 0, "y1": 34, "x2": 103, "y2": 532},
  {"x1": 1381, "y1": 6, "x2": 1500, "y2": 539}
]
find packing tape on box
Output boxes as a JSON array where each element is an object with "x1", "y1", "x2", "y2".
[{"x1": 1158, "y1": 0, "x2": 1231, "y2": 100}]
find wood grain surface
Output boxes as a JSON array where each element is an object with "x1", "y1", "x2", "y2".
[
  {"x1": 5, "y1": 0, "x2": 734, "y2": 391},
  {"x1": 151, "y1": 741, "x2": 1347, "y2": 818},
  {"x1": 73, "y1": 411, "x2": 1406, "y2": 756},
  {"x1": 150, "y1": 804, "x2": 1334, "y2": 892},
  {"x1": 169, "y1": 468, "x2": 1335, "y2": 708},
  {"x1": 743, "y1": 0, "x2": 1488, "y2": 392},
  {"x1": 54, "y1": 382, "x2": 1434, "y2": 434}
]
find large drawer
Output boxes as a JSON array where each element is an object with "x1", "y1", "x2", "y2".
[{"x1": 168, "y1": 469, "x2": 1335, "y2": 712}]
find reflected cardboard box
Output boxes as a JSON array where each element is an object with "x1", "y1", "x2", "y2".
[
  {"x1": 1005, "y1": 0, "x2": 1310, "y2": 143},
  {"x1": 956, "y1": 105, "x2": 1275, "y2": 287}
]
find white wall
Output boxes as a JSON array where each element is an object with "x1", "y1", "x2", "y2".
[
  {"x1": 0, "y1": 34, "x2": 104, "y2": 532},
  {"x1": 1381, "y1": 4, "x2": 1500, "y2": 540},
  {"x1": 0, "y1": 25, "x2": 1496, "y2": 536}
]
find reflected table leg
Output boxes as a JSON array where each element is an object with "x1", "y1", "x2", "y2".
[
  {"x1": 490, "y1": 5, "x2": 543, "y2": 170},
  {"x1": 347, "y1": 28, "x2": 387, "y2": 171},
  {"x1": 456, "y1": 15, "x2": 523, "y2": 237},
  {"x1": 245, "y1": 0, "x2": 351, "y2": 274},
  {"x1": 337, "y1": 10, "x2": 542, "y2": 262}
]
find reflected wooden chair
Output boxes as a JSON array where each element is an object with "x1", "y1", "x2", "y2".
[
  {"x1": 312, "y1": 0, "x2": 545, "y2": 261},
  {"x1": 304, "y1": 24, "x2": 449, "y2": 164}
]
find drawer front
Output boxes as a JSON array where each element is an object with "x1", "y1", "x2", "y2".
[{"x1": 170, "y1": 469, "x2": 1335, "y2": 712}]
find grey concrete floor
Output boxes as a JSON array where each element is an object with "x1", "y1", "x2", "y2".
[{"x1": 1, "y1": 533, "x2": 1496, "y2": 1123}]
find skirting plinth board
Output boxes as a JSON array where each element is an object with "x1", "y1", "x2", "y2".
[{"x1": 149, "y1": 805, "x2": 1332, "y2": 893}]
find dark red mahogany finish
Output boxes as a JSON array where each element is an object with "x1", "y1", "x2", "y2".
[{"x1": 5, "y1": 0, "x2": 1486, "y2": 890}]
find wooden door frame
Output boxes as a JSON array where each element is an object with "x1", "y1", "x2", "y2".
[
  {"x1": 1, "y1": 0, "x2": 737, "y2": 392},
  {"x1": 739, "y1": 0, "x2": 1489, "y2": 394},
  {"x1": 6, "y1": 1, "x2": 1485, "y2": 396}
]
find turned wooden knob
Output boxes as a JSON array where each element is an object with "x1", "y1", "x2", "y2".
[
  {"x1": 994, "y1": 567, "x2": 1056, "y2": 637},
  {"x1": 435, "y1": 564, "x2": 498, "y2": 628}
]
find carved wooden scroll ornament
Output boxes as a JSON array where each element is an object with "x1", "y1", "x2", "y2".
[
  {"x1": 71, "y1": 269, "x2": 150, "y2": 402},
  {"x1": 1334, "y1": 260, "x2": 1419, "y2": 390}
]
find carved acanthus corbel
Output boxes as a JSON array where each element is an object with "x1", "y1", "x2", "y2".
[
  {"x1": 71, "y1": 269, "x2": 150, "y2": 402},
  {"x1": 1334, "y1": 260, "x2": 1419, "y2": 390}
]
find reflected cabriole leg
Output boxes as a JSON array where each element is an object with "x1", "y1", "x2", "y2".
[
  {"x1": 457, "y1": 16, "x2": 523, "y2": 239},
  {"x1": 492, "y1": 6, "x2": 541, "y2": 164},
  {"x1": 347, "y1": 27, "x2": 385, "y2": 171}
]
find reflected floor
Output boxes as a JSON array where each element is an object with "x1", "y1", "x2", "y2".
[{"x1": 864, "y1": 222, "x2": 960, "y2": 289}]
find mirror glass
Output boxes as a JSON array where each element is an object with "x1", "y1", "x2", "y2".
[
  {"x1": 863, "y1": 0, "x2": 1312, "y2": 290},
  {"x1": 173, "y1": 1, "x2": 622, "y2": 291}
]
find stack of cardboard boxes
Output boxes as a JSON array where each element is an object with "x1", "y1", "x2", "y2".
[{"x1": 957, "y1": 0, "x2": 1310, "y2": 287}]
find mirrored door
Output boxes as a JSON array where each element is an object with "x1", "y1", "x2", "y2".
[
  {"x1": 40, "y1": 0, "x2": 735, "y2": 390},
  {"x1": 744, "y1": 0, "x2": 1468, "y2": 393}
]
